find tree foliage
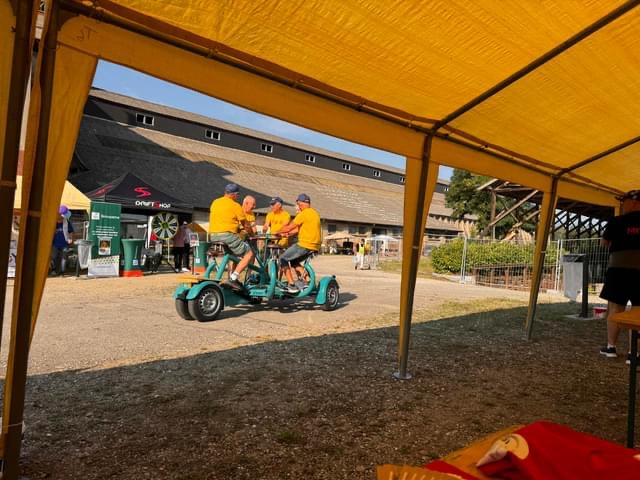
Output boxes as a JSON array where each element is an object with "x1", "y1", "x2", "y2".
[{"x1": 445, "y1": 169, "x2": 536, "y2": 238}]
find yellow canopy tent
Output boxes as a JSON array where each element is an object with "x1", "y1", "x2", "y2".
[
  {"x1": 13, "y1": 175, "x2": 90, "y2": 212},
  {"x1": 3, "y1": 0, "x2": 640, "y2": 475}
]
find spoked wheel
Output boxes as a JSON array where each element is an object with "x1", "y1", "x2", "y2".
[
  {"x1": 188, "y1": 285, "x2": 224, "y2": 321},
  {"x1": 322, "y1": 279, "x2": 340, "y2": 311},
  {"x1": 175, "y1": 298, "x2": 194, "y2": 320}
]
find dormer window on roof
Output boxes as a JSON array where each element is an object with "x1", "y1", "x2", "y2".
[
  {"x1": 135, "y1": 113, "x2": 154, "y2": 126},
  {"x1": 205, "y1": 129, "x2": 221, "y2": 140}
]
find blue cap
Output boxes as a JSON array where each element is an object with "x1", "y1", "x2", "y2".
[
  {"x1": 59, "y1": 205, "x2": 69, "y2": 215},
  {"x1": 224, "y1": 183, "x2": 240, "y2": 194},
  {"x1": 296, "y1": 193, "x2": 311, "y2": 203},
  {"x1": 270, "y1": 196, "x2": 284, "y2": 205}
]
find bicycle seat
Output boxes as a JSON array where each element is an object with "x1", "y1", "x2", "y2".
[{"x1": 208, "y1": 242, "x2": 232, "y2": 256}]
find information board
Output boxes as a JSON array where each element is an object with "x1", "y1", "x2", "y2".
[{"x1": 88, "y1": 202, "x2": 121, "y2": 277}]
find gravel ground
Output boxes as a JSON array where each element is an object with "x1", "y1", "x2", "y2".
[{"x1": 0, "y1": 256, "x2": 628, "y2": 479}]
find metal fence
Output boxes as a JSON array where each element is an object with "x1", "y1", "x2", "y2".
[{"x1": 422, "y1": 236, "x2": 609, "y2": 294}]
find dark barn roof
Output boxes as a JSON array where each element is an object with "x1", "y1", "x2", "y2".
[{"x1": 71, "y1": 95, "x2": 468, "y2": 232}]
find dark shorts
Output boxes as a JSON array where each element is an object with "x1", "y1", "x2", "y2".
[
  {"x1": 279, "y1": 244, "x2": 314, "y2": 268},
  {"x1": 600, "y1": 268, "x2": 640, "y2": 306},
  {"x1": 209, "y1": 232, "x2": 250, "y2": 257}
]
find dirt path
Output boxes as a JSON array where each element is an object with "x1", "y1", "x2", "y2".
[
  {"x1": 0, "y1": 257, "x2": 624, "y2": 480},
  {"x1": 2, "y1": 256, "x2": 543, "y2": 375}
]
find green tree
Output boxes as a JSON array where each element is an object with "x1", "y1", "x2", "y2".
[
  {"x1": 445, "y1": 169, "x2": 492, "y2": 232},
  {"x1": 445, "y1": 169, "x2": 536, "y2": 238}
]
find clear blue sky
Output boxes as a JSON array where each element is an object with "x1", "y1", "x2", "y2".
[{"x1": 92, "y1": 61, "x2": 453, "y2": 180}]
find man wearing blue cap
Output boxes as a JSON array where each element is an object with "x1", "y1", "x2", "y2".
[
  {"x1": 262, "y1": 196, "x2": 291, "y2": 247},
  {"x1": 278, "y1": 193, "x2": 321, "y2": 293},
  {"x1": 208, "y1": 183, "x2": 255, "y2": 291}
]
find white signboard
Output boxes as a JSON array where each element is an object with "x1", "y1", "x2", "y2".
[{"x1": 7, "y1": 239, "x2": 16, "y2": 278}]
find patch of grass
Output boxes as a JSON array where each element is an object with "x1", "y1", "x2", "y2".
[
  {"x1": 276, "y1": 430, "x2": 306, "y2": 445},
  {"x1": 378, "y1": 257, "x2": 435, "y2": 278}
]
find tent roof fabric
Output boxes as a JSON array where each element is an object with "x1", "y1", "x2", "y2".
[
  {"x1": 85, "y1": 172, "x2": 193, "y2": 214},
  {"x1": 14, "y1": 176, "x2": 90, "y2": 212},
  {"x1": 63, "y1": 0, "x2": 640, "y2": 198}
]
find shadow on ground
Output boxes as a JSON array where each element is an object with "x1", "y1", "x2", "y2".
[{"x1": 2, "y1": 302, "x2": 630, "y2": 479}]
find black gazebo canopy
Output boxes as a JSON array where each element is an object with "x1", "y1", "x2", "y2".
[{"x1": 86, "y1": 173, "x2": 193, "y2": 214}]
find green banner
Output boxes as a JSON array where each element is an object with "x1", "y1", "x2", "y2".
[{"x1": 88, "y1": 202, "x2": 121, "y2": 277}]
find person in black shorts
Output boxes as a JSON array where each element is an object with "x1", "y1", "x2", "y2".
[{"x1": 599, "y1": 190, "x2": 640, "y2": 361}]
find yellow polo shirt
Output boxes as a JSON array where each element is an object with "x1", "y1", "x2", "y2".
[
  {"x1": 239, "y1": 211, "x2": 256, "y2": 239},
  {"x1": 293, "y1": 207, "x2": 321, "y2": 251},
  {"x1": 266, "y1": 210, "x2": 291, "y2": 246},
  {"x1": 209, "y1": 196, "x2": 246, "y2": 234}
]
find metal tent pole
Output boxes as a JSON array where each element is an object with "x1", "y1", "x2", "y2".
[
  {"x1": 525, "y1": 178, "x2": 559, "y2": 340},
  {"x1": 1, "y1": 2, "x2": 59, "y2": 477},
  {"x1": 395, "y1": 135, "x2": 437, "y2": 380},
  {"x1": 0, "y1": 0, "x2": 38, "y2": 352}
]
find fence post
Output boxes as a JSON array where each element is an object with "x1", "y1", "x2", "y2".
[
  {"x1": 581, "y1": 254, "x2": 590, "y2": 318},
  {"x1": 460, "y1": 236, "x2": 468, "y2": 283},
  {"x1": 554, "y1": 239, "x2": 563, "y2": 292}
]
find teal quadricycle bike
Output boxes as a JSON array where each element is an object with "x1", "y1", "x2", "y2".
[{"x1": 173, "y1": 234, "x2": 339, "y2": 321}]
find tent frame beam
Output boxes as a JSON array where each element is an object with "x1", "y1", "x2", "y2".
[
  {"x1": 0, "y1": 0, "x2": 37, "y2": 353},
  {"x1": 559, "y1": 134, "x2": 640, "y2": 176},
  {"x1": 1, "y1": 2, "x2": 59, "y2": 476},
  {"x1": 395, "y1": 135, "x2": 435, "y2": 380},
  {"x1": 525, "y1": 178, "x2": 559, "y2": 339}
]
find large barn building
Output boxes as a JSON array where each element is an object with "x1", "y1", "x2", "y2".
[{"x1": 69, "y1": 90, "x2": 474, "y2": 241}]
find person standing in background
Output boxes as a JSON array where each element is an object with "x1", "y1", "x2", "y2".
[
  {"x1": 355, "y1": 239, "x2": 366, "y2": 269},
  {"x1": 180, "y1": 221, "x2": 192, "y2": 272},
  {"x1": 173, "y1": 222, "x2": 189, "y2": 273},
  {"x1": 599, "y1": 190, "x2": 640, "y2": 363},
  {"x1": 50, "y1": 205, "x2": 74, "y2": 276}
]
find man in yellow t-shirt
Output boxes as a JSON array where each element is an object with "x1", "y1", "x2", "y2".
[
  {"x1": 278, "y1": 193, "x2": 321, "y2": 293},
  {"x1": 263, "y1": 196, "x2": 291, "y2": 247},
  {"x1": 208, "y1": 183, "x2": 255, "y2": 291},
  {"x1": 239, "y1": 195, "x2": 257, "y2": 239}
]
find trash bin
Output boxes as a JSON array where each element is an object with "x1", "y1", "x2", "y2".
[
  {"x1": 121, "y1": 239, "x2": 145, "y2": 277},
  {"x1": 75, "y1": 239, "x2": 92, "y2": 270},
  {"x1": 193, "y1": 241, "x2": 211, "y2": 274},
  {"x1": 562, "y1": 253, "x2": 585, "y2": 302}
]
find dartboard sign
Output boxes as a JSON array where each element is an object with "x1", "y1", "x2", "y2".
[{"x1": 151, "y1": 212, "x2": 179, "y2": 240}]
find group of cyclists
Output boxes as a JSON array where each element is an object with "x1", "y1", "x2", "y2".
[{"x1": 208, "y1": 183, "x2": 321, "y2": 294}]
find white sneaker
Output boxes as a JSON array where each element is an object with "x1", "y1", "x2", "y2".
[
  {"x1": 181, "y1": 267, "x2": 190, "y2": 272},
  {"x1": 286, "y1": 284, "x2": 300, "y2": 294}
]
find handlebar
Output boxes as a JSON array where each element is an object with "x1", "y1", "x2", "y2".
[{"x1": 249, "y1": 233, "x2": 283, "y2": 241}]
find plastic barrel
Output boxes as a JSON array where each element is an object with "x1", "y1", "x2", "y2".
[
  {"x1": 121, "y1": 239, "x2": 145, "y2": 277},
  {"x1": 193, "y1": 241, "x2": 211, "y2": 273}
]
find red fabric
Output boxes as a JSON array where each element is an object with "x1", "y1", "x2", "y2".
[
  {"x1": 424, "y1": 460, "x2": 481, "y2": 480},
  {"x1": 478, "y1": 421, "x2": 640, "y2": 480}
]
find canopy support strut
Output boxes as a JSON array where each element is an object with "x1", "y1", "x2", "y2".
[
  {"x1": 395, "y1": 135, "x2": 437, "y2": 380},
  {"x1": 525, "y1": 177, "x2": 559, "y2": 340},
  {"x1": 1, "y1": 2, "x2": 59, "y2": 477},
  {"x1": 0, "y1": 0, "x2": 37, "y2": 353}
]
